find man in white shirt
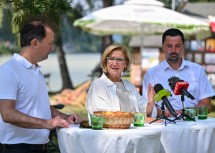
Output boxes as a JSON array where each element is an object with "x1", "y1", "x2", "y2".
[
  {"x1": 0, "y1": 19, "x2": 82, "y2": 153},
  {"x1": 142, "y1": 28, "x2": 215, "y2": 117}
]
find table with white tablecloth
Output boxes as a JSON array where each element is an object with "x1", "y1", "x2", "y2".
[
  {"x1": 57, "y1": 118, "x2": 215, "y2": 153},
  {"x1": 151, "y1": 118, "x2": 215, "y2": 153},
  {"x1": 57, "y1": 124, "x2": 161, "y2": 153}
]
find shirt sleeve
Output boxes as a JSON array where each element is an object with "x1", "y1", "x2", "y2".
[
  {"x1": 198, "y1": 68, "x2": 215, "y2": 100},
  {"x1": 86, "y1": 79, "x2": 119, "y2": 115}
]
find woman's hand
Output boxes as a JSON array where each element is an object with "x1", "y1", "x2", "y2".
[
  {"x1": 147, "y1": 83, "x2": 155, "y2": 105},
  {"x1": 146, "y1": 83, "x2": 156, "y2": 117}
]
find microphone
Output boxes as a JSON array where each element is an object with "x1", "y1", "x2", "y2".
[
  {"x1": 168, "y1": 76, "x2": 195, "y2": 100},
  {"x1": 154, "y1": 84, "x2": 177, "y2": 118}
]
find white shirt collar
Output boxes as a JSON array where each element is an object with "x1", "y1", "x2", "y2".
[
  {"x1": 13, "y1": 53, "x2": 41, "y2": 70},
  {"x1": 100, "y1": 73, "x2": 128, "y2": 88},
  {"x1": 162, "y1": 58, "x2": 189, "y2": 71}
]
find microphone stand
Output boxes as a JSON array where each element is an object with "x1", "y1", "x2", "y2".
[
  {"x1": 150, "y1": 102, "x2": 176, "y2": 126},
  {"x1": 173, "y1": 94, "x2": 195, "y2": 122}
]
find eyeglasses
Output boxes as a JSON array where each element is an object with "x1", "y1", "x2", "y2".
[{"x1": 107, "y1": 57, "x2": 126, "y2": 63}]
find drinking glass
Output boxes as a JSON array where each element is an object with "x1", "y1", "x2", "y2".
[
  {"x1": 197, "y1": 105, "x2": 208, "y2": 120},
  {"x1": 184, "y1": 107, "x2": 196, "y2": 121},
  {"x1": 90, "y1": 116, "x2": 104, "y2": 130},
  {"x1": 133, "y1": 112, "x2": 145, "y2": 127}
]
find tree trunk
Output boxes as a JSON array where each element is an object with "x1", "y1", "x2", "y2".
[
  {"x1": 101, "y1": 0, "x2": 114, "y2": 52},
  {"x1": 56, "y1": 37, "x2": 74, "y2": 90},
  {"x1": 101, "y1": 36, "x2": 113, "y2": 51}
]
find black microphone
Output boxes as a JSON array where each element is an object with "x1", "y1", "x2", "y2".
[
  {"x1": 168, "y1": 76, "x2": 195, "y2": 100},
  {"x1": 154, "y1": 84, "x2": 177, "y2": 118}
]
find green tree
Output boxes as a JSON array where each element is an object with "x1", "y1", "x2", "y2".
[
  {"x1": 2, "y1": 0, "x2": 82, "y2": 90},
  {"x1": 0, "y1": 6, "x2": 15, "y2": 42}
]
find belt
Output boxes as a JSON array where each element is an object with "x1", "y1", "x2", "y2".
[{"x1": 0, "y1": 143, "x2": 48, "y2": 151}]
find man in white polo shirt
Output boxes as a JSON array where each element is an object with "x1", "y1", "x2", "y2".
[
  {"x1": 0, "y1": 18, "x2": 82, "y2": 153},
  {"x1": 142, "y1": 28, "x2": 215, "y2": 117}
]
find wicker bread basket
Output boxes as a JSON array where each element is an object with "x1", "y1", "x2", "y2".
[{"x1": 93, "y1": 111, "x2": 134, "y2": 129}]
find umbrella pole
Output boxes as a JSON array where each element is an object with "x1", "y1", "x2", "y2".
[
  {"x1": 132, "y1": 24, "x2": 144, "y2": 93},
  {"x1": 139, "y1": 24, "x2": 144, "y2": 88}
]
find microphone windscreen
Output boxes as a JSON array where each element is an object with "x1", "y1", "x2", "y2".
[{"x1": 154, "y1": 84, "x2": 164, "y2": 93}]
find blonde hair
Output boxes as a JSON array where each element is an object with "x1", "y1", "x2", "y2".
[{"x1": 101, "y1": 44, "x2": 132, "y2": 73}]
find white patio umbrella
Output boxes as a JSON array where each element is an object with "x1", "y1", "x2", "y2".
[
  {"x1": 124, "y1": 0, "x2": 164, "y2": 7},
  {"x1": 74, "y1": 0, "x2": 211, "y2": 87},
  {"x1": 73, "y1": 0, "x2": 210, "y2": 38}
]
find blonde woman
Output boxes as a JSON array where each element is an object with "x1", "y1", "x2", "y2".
[{"x1": 86, "y1": 44, "x2": 157, "y2": 121}]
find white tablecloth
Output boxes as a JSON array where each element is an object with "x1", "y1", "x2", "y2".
[
  {"x1": 57, "y1": 118, "x2": 215, "y2": 153},
  {"x1": 150, "y1": 118, "x2": 215, "y2": 153},
  {"x1": 57, "y1": 124, "x2": 161, "y2": 153}
]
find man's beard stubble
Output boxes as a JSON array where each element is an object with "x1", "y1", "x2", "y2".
[{"x1": 167, "y1": 53, "x2": 179, "y2": 63}]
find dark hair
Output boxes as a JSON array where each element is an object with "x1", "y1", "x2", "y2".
[
  {"x1": 162, "y1": 28, "x2": 184, "y2": 44},
  {"x1": 20, "y1": 19, "x2": 50, "y2": 47}
]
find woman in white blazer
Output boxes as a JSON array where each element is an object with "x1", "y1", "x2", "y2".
[{"x1": 86, "y1": 44, "x2": 157, "y2": 121}]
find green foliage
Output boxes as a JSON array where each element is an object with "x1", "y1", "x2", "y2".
[
  {"x1": 3, "y1": 0, "x2": 74, "y2": 30},
  {"x1": 0, "y1": 6, "x2": 3, "y2": 27},
  {"x1": 0, "y1": 7, "x2": 16, "y2": 42},
  {"x1": 2, "y1": 0, "x2": 83, "y2": 49}
]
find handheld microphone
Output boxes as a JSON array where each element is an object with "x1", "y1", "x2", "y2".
[
  {"x1": 168, "y1": 76, "x2": 195, "y2": 100},
  {"x1": 154, "y1": 84, "x2": 177, "y2": 118}
]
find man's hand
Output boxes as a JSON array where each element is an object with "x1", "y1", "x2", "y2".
[
  {"x1": 46, "y1": 116, "x2": 70, "y2": 130},
  {"x1": 44, "y1": 114, "x2": 83, "y2": 130}
]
